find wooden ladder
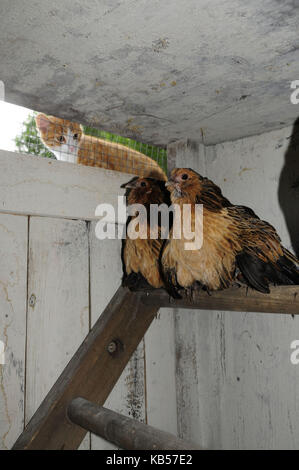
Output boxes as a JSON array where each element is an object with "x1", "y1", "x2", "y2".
[{"x1": 12, "y1": 285, "x2": 299, "y2": 450}]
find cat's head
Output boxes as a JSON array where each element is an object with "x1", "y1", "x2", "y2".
[{"x1": 35, "y1": 113, "x2": 83, "y2": 161}]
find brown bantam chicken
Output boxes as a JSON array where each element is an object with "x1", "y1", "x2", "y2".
[
  {"x1": 121, "y1": 176, "x2": 171, "y2": 290},
  {"x1": 161, "y1": 168, "x2": 299, "y2": 298}
]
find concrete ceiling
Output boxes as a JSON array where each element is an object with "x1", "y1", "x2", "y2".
[{"x1": 1, "y1": 0, "x2": 299, "y2": 146}]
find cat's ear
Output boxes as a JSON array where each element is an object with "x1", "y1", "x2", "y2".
[{"x1": 35, "y1": 113, "x2": 51, "y2": 133}]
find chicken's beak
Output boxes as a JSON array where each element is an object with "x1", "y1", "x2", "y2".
[
  {"x1": 165, "y1": 178, "x2": 174, "y2": 187},
  {"x1": 121, "y1": 181, "x2": 136, "y2": 189}
]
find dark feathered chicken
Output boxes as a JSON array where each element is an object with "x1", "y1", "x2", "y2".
[
  {"x1": 121, "y1": 176, "x2": 171, "y2": 290},
  {"x1": 161, "y1": 168, "x2": 299, "y2": 297}
]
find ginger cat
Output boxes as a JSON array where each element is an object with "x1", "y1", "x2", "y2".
[{"x1": 35, "y1": 113, "x2": 166, "y2": 181}]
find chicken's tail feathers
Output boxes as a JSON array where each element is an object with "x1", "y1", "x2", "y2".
[
  {"x1": 236, "y1": 252, "x2": 270, "y2": 293},
  {"x1": 236, "y1": 249, "x2": 299, "y2": 294},
  {"x1": 277, "y1": 247, "x2": 299, "y2": 285},
  {"x1": 282, "y1": 247, "x2": 299, "y2": 268}
]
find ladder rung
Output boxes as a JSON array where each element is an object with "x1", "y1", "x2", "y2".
[{"x1": 67, "y1": 397, "x2": 200, "y2": 451}]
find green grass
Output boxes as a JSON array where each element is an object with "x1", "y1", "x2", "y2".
[{"x1": 83, "y1": 126, "x2": 167, "y2": 173}]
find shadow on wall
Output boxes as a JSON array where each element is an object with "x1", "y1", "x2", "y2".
[{"x1": 278, "y1": 117, "x2": 299, "y2": 257}]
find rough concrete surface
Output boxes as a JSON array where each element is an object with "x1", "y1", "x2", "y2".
[{"x1": 0, "y1": 1, "x2": 299, "y2": 145}]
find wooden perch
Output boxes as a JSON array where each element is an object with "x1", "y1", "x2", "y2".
[
  {"x1": 13, "y1": 287, "x2": 159, "y2": 450},
  {"x1": 13, "y1": 283, "x2": 299, "y2": 451},
  {"x1": 67, "y1": 397, "x2": 200, "y2": 450},
  {"x1": 140, "y1": 285, "x2": 299, "y2": 315}
]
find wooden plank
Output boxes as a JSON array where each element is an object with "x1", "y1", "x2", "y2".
[
  {"x1": 175, "y1": 308, "x2": 231, "y2": 449},
  {"x1": 89, "y1": 344, "x2": 146, "y2": 450},
  {"x1": 0, "y1": 214, "x2": 27, "y2": 449},
  {"x1": 166, "y1": 139, "x2": 208, "y2": 447},
  {"x1": 141, "y1": 286, "x2": 299, "y2": 315},
  {"x1": 167, "y1": 139, "x2": 205, "y2": 174},
  {"x1": 144, "y1": 309, "x2": 178, "y2": 434},
  {"x1": 24, "y1": 217, "x2": 90, "y2": 449},
  {"x1": 168, "y1": 134, "x2": 299, "y2": 450},
  {"x1": 175, "y1": 307, "x2": 299, "y2": 450},
  {"x1": 67, "y1": 398, "x2": 200, "y2": 450},
  {"x1": 174, "y1": 309, "x2": 204, "y2": 445},
  {"x1": 89, "y1": 226, "x2": 146, "y2": 450},
  {"x1": 214, "y1": 310, "x2": 299, "y2": 449},
  {"x1": 0, "y1": 150, "x2": 130, "y2": 220},
  {"x1": 12, "y1": 287, "x2": 159, "y2": 450}
]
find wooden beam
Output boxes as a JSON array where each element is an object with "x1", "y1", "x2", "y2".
[
  {"x1": 13, "y1": 282, "x2": 299, "y2": 450},
  {"x1": 0, "y1": 149, "x2": 130, "y2": 221},
  {"x1": 67, "y1": 398, "x2": 200, "y2": 450},
  {"x1": 13, "y1": 287, "x2": 159, "y2": 450},
  {"x1": 140, "y1": 285, "x2": 299, "y2": 315}
]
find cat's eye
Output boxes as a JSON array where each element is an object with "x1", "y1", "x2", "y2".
[
  {"x1": 73, "y1": 133, "x2": 78, "y2": 140},
  {"x1": 181, "y1": 173, "x2": 188, "y2": 180},
  {"x1": 58, "y1": 136, "x2": 66, "y2": 143},
  {"x1": 140, "y1": 181, "x2": 146, "y2": 187}
]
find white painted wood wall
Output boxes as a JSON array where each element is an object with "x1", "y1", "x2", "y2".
[
  {"x1": 1, "y1": 128, "x2": 299, "y2": 450},
  {"x1": 169, "y1": 128, "x2": 299, "y2": 450},
  {"x1": 0, "y1": 150, "x2": 177, "y2": 450}
]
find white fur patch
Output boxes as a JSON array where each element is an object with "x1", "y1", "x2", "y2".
[{"x1": 50, "y1": 128, "x2": 79, "y2": 163}]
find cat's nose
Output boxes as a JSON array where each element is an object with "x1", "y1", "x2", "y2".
[{"x1": 69, "y1": 146, "x2": 75, "y2": 152}]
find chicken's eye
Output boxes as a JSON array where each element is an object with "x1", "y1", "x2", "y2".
[
  {"x1": 58, "y1": 136, "x2": 66, "y2": 143},
  {"x1": 73, "y1": 133, "x2": 78, "y2": 140},
  {"x1": 140, "y1": 181, "x2": 146, "y2": 187},
  {"x1": 181, "y1": 173, "x2": 188, "y2": 180}
]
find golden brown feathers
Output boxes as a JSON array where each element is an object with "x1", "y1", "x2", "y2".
[
  {"x1": 165, "y1": 167, "x2": 231, "y2": 209},
  {"x1": 161, "y1": 168, "x2": 299, "y2": 297},
  {"x1": 121, "y1": 177, "x2": 170, "y2": 290}
]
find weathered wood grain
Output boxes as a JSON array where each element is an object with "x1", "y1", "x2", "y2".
[
  {"x1": 169, "y1": 133, "x2": 299, "y2": 450},
  {"x1": 141, "y1": 286, "x2": 299, "y2": 315},
  {"x1": 0, "y1": 214, "x2": 28, "y2": 449},
  {"x1": 13, "y1": 287, "x2": 159, "y2": 450},
  {"x1": 167, "y1": 139, "x2": 211, "y2": 449},
  {"x1": 0, "y1": 150, "x2": 130, "y2": 221},
  {"x1": 25, "y1": 217, "x2": 90, "y2": 449},
  {"x1": 174, "y1": 309, "x2": 204, "y2": 444},
  {"x1": 89, "y1": 225, "x2": 146, "y2": 450},
  {"x1": 89, "y1": 228, "x2": 178, "y2": 443},
  {"x1": 204, "y1": 133, "x2": 299, "y2": 447},
  {"x1": 216, "y1": 310, "x2": 299, "y2": 449},
  {"x1": 144, "y1": 309, "x2": 178, "y2": 434},
  {"x1": 67, "y1": 398, "x2": 200, "y2": 450}
]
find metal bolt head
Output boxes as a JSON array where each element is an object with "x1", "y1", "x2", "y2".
[
  {"x1": 29, "y1": 294, "x2": 36, "y2": 308},
  {"x1": 107, "y1": 341, "x2": 117, "y2": 354}
]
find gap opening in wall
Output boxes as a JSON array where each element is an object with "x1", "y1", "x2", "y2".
[{"x1": 0, "y1": 101, "x2": 167, "y2": 179}]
